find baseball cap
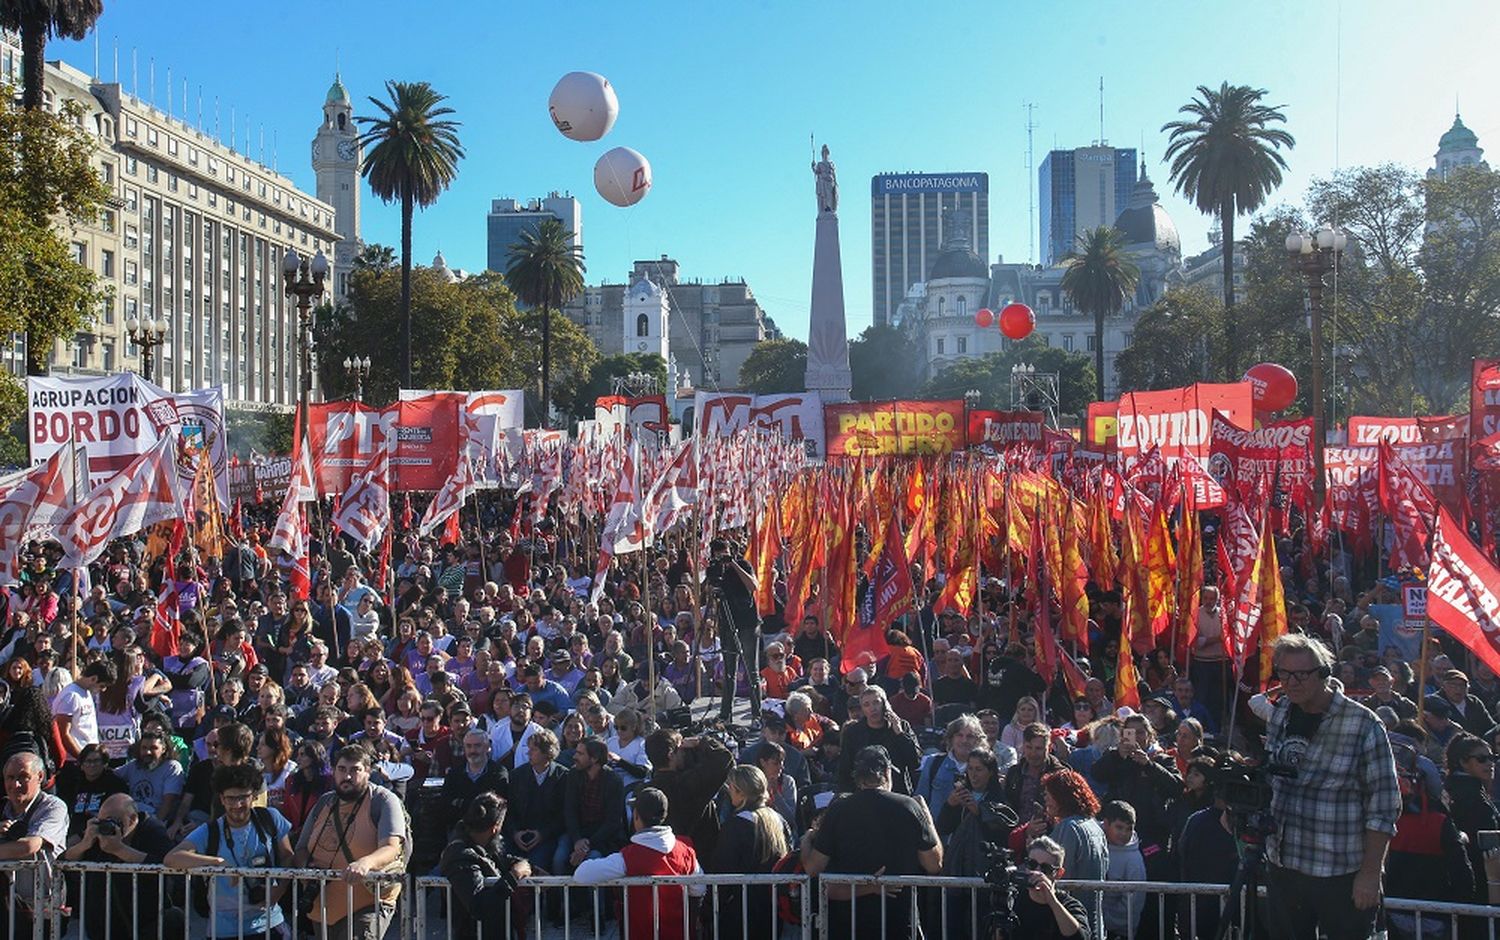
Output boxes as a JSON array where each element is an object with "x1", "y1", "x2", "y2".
[
  {"x1": 208, "y1": 705, "x2": 237, "y2": 724},
  {"x1": 852, "y1": 745, "x2": 892, "y2": 779},
  {"x1": 1442, "y1": 669, "x2": 1469, "y2": 684},
  {"x1": 1424, "y1": 696, "x2": 1456, "y2": 720},
  {"x1": 449, "y1": 701, "x2": 472, "y2": 716},
  {"x1": 249, "y1": 663, "x2": 270, "y2": 677}
]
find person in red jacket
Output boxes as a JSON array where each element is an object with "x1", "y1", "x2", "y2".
[{"x1": 572, "y1": 787, "x2": 703, "y2": 940}]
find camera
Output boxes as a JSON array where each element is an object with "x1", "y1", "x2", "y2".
[
  {"x1": 1206, "y1": 756, "x2": 1292, "y2": 839},
  {"x1": 981, "y1": 842, "x2": 1036, "y2": 892},
  {"x1": 95, "y1": 818, "x2": 121, "y2": 838}
]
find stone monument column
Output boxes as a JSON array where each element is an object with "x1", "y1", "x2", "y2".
[{"x1": 805, "y1": 144, "x2": 852, "y2": 403}]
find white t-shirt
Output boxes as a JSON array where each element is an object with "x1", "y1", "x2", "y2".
[{"x1": 52, "y1": 682, "x2": 99, "y2": 747}]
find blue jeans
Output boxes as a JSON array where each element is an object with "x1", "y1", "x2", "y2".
[{"x1": 525, "y1": 836, "x2": 571, "y2": 877}]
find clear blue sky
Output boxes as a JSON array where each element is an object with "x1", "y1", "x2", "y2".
[{"x1": 51, "y1": 0, "x2": 1497, "y2": 342}]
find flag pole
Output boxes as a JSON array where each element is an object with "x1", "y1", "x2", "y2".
[{"x1": 642, "y1": 548, "x2": 656, "y2": 726}]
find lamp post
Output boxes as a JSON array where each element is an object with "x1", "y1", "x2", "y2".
[
  {"x1": 125, "y1": 316, "x2": 167, "y2": 383},
  {"x1": 281, "y1": 248, "x2": 328, "y2": 420},
  {"x1": 344, "y1": 356, "x2": 372, "y2": 403},
  {"x1": 1286, "y1": 225, "x2": 1346, "y2": 499}
]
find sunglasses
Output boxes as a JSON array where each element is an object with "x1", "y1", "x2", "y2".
[
  {"x1": 1470, "y1": 753, "x2": 1497, "y2": 764},
  {"x1": 1025, "y1": 858, "x2": 1058, "y2": 876}
]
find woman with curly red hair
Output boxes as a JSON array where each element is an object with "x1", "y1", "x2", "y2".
[{"x1": 1019, "y1": 768, "x2": 1108, "y2": 940}]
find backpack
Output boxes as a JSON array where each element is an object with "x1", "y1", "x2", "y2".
[{"x1": 191, "y1": 807, "x2": 279, "y2": 918}]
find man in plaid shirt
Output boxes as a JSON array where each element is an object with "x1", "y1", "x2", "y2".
[{"x1": 1264, "y1": 633, "x2": 1400, "y2": 940}]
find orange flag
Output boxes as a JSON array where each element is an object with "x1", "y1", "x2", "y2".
[
  {"x1": 1087, "y1": 484, "x2": 1119, "y2": 588},
  {"x1": 1145, "y1": 503, "x2": 1177, "y2": 641},
  {"x1": 1174, "y1": 498, "x2": 1204, "y2": 666},
  {"x1": 1254, "y1": 523, "x2": 1288, "y2": 689},
  {"x1": 749, "y1": 503, "x2": 782, "y2": 616},
  {"x1": 1119, "y1": 494, "x2": 1154, "y2": 653},
  {"x1": 1059, "y1": 497, "x2": 1091, "y2": 653},
  {"x1": 1115, "y1": 614, "x2": 1142, "y2": 709}
]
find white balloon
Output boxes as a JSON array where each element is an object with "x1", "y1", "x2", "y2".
[
  {"x1": 548, "y1": 71, "x2": 619, "y2": 142},
  {"x1": 594, "y1": 147, "x2": 652, "y2": 207}
]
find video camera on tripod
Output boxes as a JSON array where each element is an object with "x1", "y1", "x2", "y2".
[
  {"x1": 971, "y1": 801, "x2": 1030, "y2": 936},
  {"x1": 1206, "y1": 755, "x2": 1294, "y2": 841}
]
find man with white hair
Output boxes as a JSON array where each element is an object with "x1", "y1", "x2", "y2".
[
  {"x1": 0, "y1": 752, "x2": 69, "y2": 934},
  {"x1": 1263, "y1": 633, "x2": 1399, "y2": 940}
]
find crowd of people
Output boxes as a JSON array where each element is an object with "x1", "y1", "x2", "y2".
[{"x1": 0, "y1": 498, "x2": 1494, "y2": 940}]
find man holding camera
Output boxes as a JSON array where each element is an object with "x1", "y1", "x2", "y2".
[
  {"x1": 1010, "y1": 835, "x2": 1091, "y2": 939},
  {"x1": 1263, "y1": 634, "x2": 1400, "y2": 940},
  {"x1": 62, "y1": 793, "x2": 183, "y2": 940},
  {"x1": 706, "y1": 538, "x2": 760, "y2": 725}
]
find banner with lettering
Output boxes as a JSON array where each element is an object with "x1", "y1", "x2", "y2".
[
  {"x1": 823, "y1": 400, "x2": 965, "y2": 457},
  {"x1": 1473, "y1": 359, "x2": 1500, "y2": 442},
  {"x1": 461, "y1": 390, "x2": 525, "y2": 489},
  {"x1": 1208, "y1": 413, "x2": 1315, "y2": 504},
  {"x1": 27, "y1": 374, "x2": 227, "y2": 508},
  {"x1": 595, "y1": 395, "x2": 671, "y2": 443},
  {"x1": 1324, "y1": 446, "x2": 1381, "y2": 549},
  {"x1": 966, "y1": 409, "x2": 1046, "y2": 453},
  {"x1": 1086, "y1": 401, "x2": 1118, "y2": 452},
  {"x1": 391, "y1": 391, "x2": 462, "y2": 492},
  {"x1": 1347, "y1": 414, "x2": 1467, "y2": 446},
  {"x1": 307, "y1": 402, "x2": 394, "y2": 496},
  {"x1": 692, "y1": 391, "x2": 826, "y2": 458},
  {"x1": 1114, "y1": 382, "x2": 1255, "y2": 461}
]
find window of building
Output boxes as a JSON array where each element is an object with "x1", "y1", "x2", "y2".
[
  {"x1": 636, "y1": 313, "x2": 650, "y2": 337},
  {"x1": 167, "y1": 136, "x2": 178, "y2": 156},
  {"x1": 99, "y1": 162, "x2": 113, "y2": 184},
  {"x1": 71, "y1": 339, "x2": 88, "y2": 370},
  {"x1": 937, "y1": 296, "x2": 945, "y2": 317},
  {"x1": 70, "y1": 242, "x2": 86, "y2": 265},
  {"x1": 147, "y1": 128, "x2": 158, "y2": 146},
  {"x1": 936, "y1": 336, "x2": 945, "y2": 355},
  {"x1": 188, "y1": 183, "x2": 198, "y2": 199},
  {"x1": 102, "y1": 342, "x2": 115, "y2": 372},
  {"x1": 124, "y1": 224, "x2": 138, "y2": 249},
  {"x1": 956, "y1": 296, "x2": 967, "y2": 319},
  {"x1": 100, "y1": 250, "x2": 114, "y2": 278},
  {"x1": 124, "y1": 260, "x2": 138, "y2": 285},
  {"x1": 126, "y1": 117, "x2": 138, "y2": 138},
  {"x1": 1086, "y1": 335, "x2": 1096, "y2": 352},
  {"x1": 146, "y1": 165, "x2": 158, "y2": 183},
  {"x1": 1061, "y1": 334, "x2": 1074, "y2": 352},
  {"x1": 100, "y1": 209, "x2": 116, "y2": 232},
  {"x1": 125, "y1": 187, "x2": 138, "y2": 212},
  {"x1": 168, "y1": 173, "x2": 178, "y2": 192},
  {"x1": 956, "y1": 335, "x2": 968, "y2": 354},
  {"x1": 125, "y1": 297, "x2": 138, "y2": 320},
  {"x1": 125, "y1": 156, "x2": 138, "y2": 176},
  {"x1": 1123, "y1": 332, "x2": 1134, "y2": 348}
]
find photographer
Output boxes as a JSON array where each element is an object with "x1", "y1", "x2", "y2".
[
  {"x1": 1262, "y1": 634, "x2": 1399, "y2": 940},
  {"x1": 706, "y1": 538, "x2": 760, "y2": 725},
  {"x1": 1011, "y1": 836, "x2": 1091, "y2": 939},
  {"x1": 62, "y1": 793, "x2": 183, "y2": 940},
  {"x1": 645, "y1": 729, "x2": 733, "y2": 859}
]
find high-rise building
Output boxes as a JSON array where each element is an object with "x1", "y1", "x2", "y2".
[
  {"x1": 0, "y1": 32, "x2": 341, "y2": 407},
  {"x1": 312, "y1": 74, "x2": 362, "y2": 300},
  {"x1": 485, "y1": 194, "x2": 581, "y2": 274},
  {"x1": 870, "y1": 172, "x2": 988, "y2": 327},
  {"x1": 563, "y1": 256, "x2": 779, "y2": 389},
  {"x1": 1038, "y1": 146, "x2": 1137, "y2": 265}
]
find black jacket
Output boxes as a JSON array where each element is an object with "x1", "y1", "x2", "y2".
[
  {"x1": 438, "y1": 834, "x2": 523, "y2": 940},
  {"x1": 652, "y1": 736, "x2": 734, "y2": 860},
  {"x1": 1002, "y1": 755, "x2": 1066, "y2": 818},
  {"x1": 1446, "y1": 772, "x2": 1500, "y2": 903},
  {"x1": 442, "y1": 760, "x2": 511, "y2": 818},
  {"x1": 563, "y1": 766, "x2": 627, "y2": 854},
  {"x1": 503, "y1": 761, "x2": 569, "y2": 846},
  {"x1": 835, "y1": 719, "x2": 922, "y2": 794},
  {"x1": 1089, "y1": 749, "x2": 1183, "y2": 850}
]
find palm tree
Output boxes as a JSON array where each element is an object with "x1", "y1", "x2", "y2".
[
  {"x1": 0, "y1": 0, "x2": 103, "y2": 111},
  {"x1": 357, "y1": 80, "x2": 464, "y2": 389},
  {"x1": 506, "y1": 218, "x2": 585, "y2": 427},
  {"x1": 1061, "y1": 226, "x2": 1140, "y2": 401},
  {"x1": 1162, "y1": 82, "x2": 1294, "y2": 379}
]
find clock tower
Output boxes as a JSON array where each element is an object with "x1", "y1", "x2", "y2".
[
  {"x1": 623, "y1": 274, "x2": 670, "y2": 363},
  {"x1": 312, "y1": 73, "x2": 362, "y2": 301}
]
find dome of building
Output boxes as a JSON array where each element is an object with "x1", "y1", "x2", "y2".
[
  {"x1": 1113, "y1": 160, "x2": 1180, "y2": 255},
  {"x1": 326, "y1": 74, "x2": 351, "y2": 106},
  {"x1": 1439, "y1": 114, "x2": 1479, "y2": 153},
  {"x1": 928, "y1": 204, "x2": 989, "y2": 280},
  {"x1": 630, "y1": 274, "x2": 663, "y2": 298},
  {"x1": 433, "y1": 250, "x2": 456, "y2": 282}
]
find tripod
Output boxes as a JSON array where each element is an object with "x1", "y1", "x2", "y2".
[
  {"x1": 711, "y1": 590, "x2": 761, "y2": 725},
  {"x1": 1213, "y1": 832, "x2": 1267, "y2": 940}
]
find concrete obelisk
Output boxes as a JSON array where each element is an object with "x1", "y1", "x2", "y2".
[{"x1": 804, "y1": 143, "x2": 852, "y2": 402}]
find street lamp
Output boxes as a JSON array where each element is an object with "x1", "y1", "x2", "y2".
[
  {"x1": 125, "y1": 315, "x2": 168, "y2": 383},
  {"x1": 344, "y1": 356, "x2": 372, "y2": 403},
  {"x1": 282, "y1": 248, "x2": 328, "y2": 418},
  {"x1": 1286, "y1": 225, "x2": 1347, "y2": 498}
]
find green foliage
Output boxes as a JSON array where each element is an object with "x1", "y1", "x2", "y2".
[
  {"x1": 1060, "y1": 226, "x2": 1140, "y2": 400},
  {"x1": 504, "y1": 217, "x2": 587, "y2": 426},
  {"x1": 738, "y1": 338, "x2": 807, "y2": 394},
  {"x1": 0, "y1": 373, "x2": 26, "y2": 467},
  {"x1": 849, "y1": 324, "x2": 922, "y2": 401},
  {"x1": 1115, "y1": 288, "x2": 1226, "y2": 392},
  {"x1": 565, "y1": 353, "x2": 669, "y2": 419},
  {"x1": 0, "y1": 0, "x2": 103, "y2": 110},
  {"x1": 1162, "y1": 82, "x2": 1296, "y2": 377},
  {"x1": 0, "y1": 94, "x2": 109, "y2": 375},
  {"x1": 353, "y1": 243, "x2": 396, "y2": 274},
  {"x1": 921, "y1": 338, "x2": 1097, "y2": 418}
]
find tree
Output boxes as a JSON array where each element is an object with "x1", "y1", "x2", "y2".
[
  {"x1": 0, "y1": 0, "x2": 102, "y2": 111},
  {"x1": 353, "y1": 243, "x2": 396, "y2": 274},
  {"x1": 0, "y1": 96, "x2": 108, "y2": 376},
  {"x1": 1163, "y1": 82, "x2": 1295, "y2": 378},
  {"x1": 1115, "y1": 288, "x2": 1225, "y2": 392},
  {"x1": 921, "y1": 338, "x2": 1097, "y2": 418},
  {"x1": 738, "y1": 338, "x2": 807, "y2": 394},
  {"x1": 565, "y1": 353, "x2": 669, "y2": 420},
  {"x1": 849, "y1": 324, "x2": 922, "y2": 401},
  {"x1": 357, "y1": 81, "x2": 464, "y2": 390},
  {"x1": 1060, "y1": 226, "x2": 1140, "y2": 400},
  {"x1": 505, "y1": 218, "x2": 586, "y2": 427}
]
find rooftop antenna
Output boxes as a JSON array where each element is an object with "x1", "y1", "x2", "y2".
[
  {"x1": 130, "y1": 48, "x2": 136, "y2": 97},
  {"x1": 197, "y1": 85, "x2": 202, "y2": 132},
  {"x1": 166, "y1": 66, "x2": 171, "y2": 117},
  {"x1": 92, "y1": 27, "x2": 98, "y2": 79},
  {"x1": 1098, "y1": 76, "x2": 1105, "y2": 144},
  {"x1": 111, "y1": 36, "x2": 117, "y2": 83},
  {"x1": 214, "y1": 97, "x2": 220, "y2": 143},
  {"x1": 1024, "y1": 102, "x2": 1038, "y2": 264},
  {"x1": 272, "y1": 129, "x2": 278, "y2": 172},
  {"x1": 148, "y1": 57, "x2": 154, "y2": 107},
  {"x1": 230, "y1": 106, "x2": 236, "y2": 152}
]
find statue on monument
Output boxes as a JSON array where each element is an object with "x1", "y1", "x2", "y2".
[{"x1": 812, "y1": 143, "x2": 838, "y2": 214}]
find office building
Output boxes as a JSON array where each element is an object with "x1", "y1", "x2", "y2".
[
  {"x1": 563, "y1": 256, "x2": 779, "y2": 389},
  {"x1": 0, "y1": 33, "x2": 341, "y2": 407},
  {"x1": 486, "y1": 194, "x2": 582, "y2": 274},
  {"x1": 870, "y1": 172, "x2": 988, "y2": 327},
  {"x1": 1038, "y1": 145, "x2": 1136, "y2": 265}
]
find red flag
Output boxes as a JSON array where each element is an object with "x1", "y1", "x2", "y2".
[
  {"x1": 869, "y1": 510, "x2": 914, "y2": 634},
  {"x1": 401, "y1": 494, "x2": 414, "y2": 531},
  {"x1": 330, "y1": 445, "x2": 392, "y2": 550},
  {"x1": 1115, "y1": 622, "x2": 1142, "y2": 710},
  {"x1": 1379, "y1": 440, "x2": 1436, "y2": 569},
  {"x1": 149, "y1": 520, "x2": 186, "y2": 659},
  {"x1": 56, "y1": 436, "x2": 184, "y2": 568},
  {"x1": 1427, "y1": 505, "x2": 1500, "y2": 676}
]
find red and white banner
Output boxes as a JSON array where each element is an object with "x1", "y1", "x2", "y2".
[
  {"x1": 1113, "y1": 383, "x2": 1255, "y2": 461},
  {"x1": 966, "y1": 409, "x2": 1046, "y2": 452},
  {"x1": 55, "y1": 434, "x2": 184, "y2": 568},
  {"x1": 27, "y1": 375, "x2": 227, "y2": 508},
  {"x1": 596, "y1": 395, "x2": 671, "y2": 442},
  {"x1": 1324, "y1": 446, "x2": 1381, "y2": 546},
  {"x1": 308, "y1": 402, "x2": 393, "y2": 496},
  {"x1": 1473, "y1": 360, "x2": 1500, "y2": 442},
  {"x1": 693, "y1": 390, "x2": 826, "y2": 458},
  {"x1": 642, "y1": 438, "x2": 697, "y2": 537},
  {"x1": 1208, "y1": 413, "x2": 1315, "y2": 503},
  {"x1": 394, "y1": 391, "x2": 463, "y2": 492},
  {"x1": 0, "y1": 445, "x2": 86, "y2": 576},
  {"x1": 1349, "y1": 414, "x2": 1467, "y2": 446},
  {"x1": 330, "y1": 446, "x2": 392, "y2": 549},
  {"x1": 1428, "y1": 505, "x2": 1500, "y2": 676},
  {"x1": 1379, "y1": 441, "x2": 1439, "y2": 570},
  {"x1": 416, "y1": 445, "x2": 475, "y2": 538},
  {"x1": 461, "y1": 390, "x2": 524, "y2": 489}
]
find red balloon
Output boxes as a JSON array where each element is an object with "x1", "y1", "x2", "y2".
[
  {"x1": 974, "y1": 308, "x2": 994, "y2": 328},
  {"x1": 999, "y1": 303, "x2": 1035, "y2": 340},
  {"x1": 1243, "y1": 362, "x2": 1298, "y2": 412}
]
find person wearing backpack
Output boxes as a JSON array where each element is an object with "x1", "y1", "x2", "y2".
[
  {"x1": 292, "y1": 744, "x2": 409, "y2": 940},
  {"x1": 165, "y1": 762, "x2": 294, "y2": 938}
]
